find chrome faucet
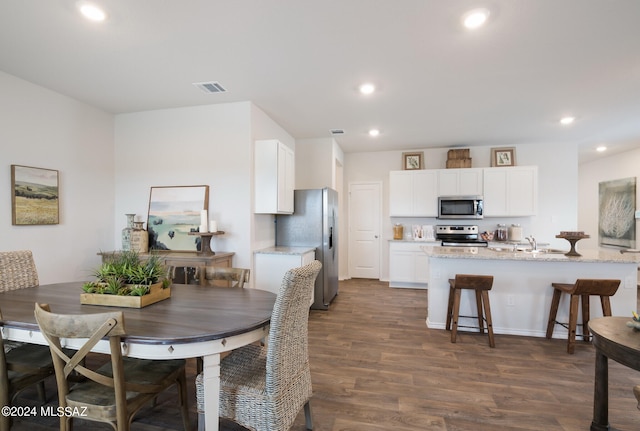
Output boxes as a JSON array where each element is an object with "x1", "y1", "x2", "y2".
[{"x1": 526, "y1": 236, "x2": 537, "y2": 251}]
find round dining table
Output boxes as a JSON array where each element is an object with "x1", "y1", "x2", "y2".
[{"x1": 0, "y1": 281, "x2": 277, "y2": 431}]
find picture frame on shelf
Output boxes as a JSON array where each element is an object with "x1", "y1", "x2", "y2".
[
  {"x1": 491, "y1": 147, "x2": 516, "y2": 167},
  {"x1": 11, "y1": 164, "x2": 59, "y2": 225},
  {"x1": 402, "y1": 152, "x2": 424, "y2": 170},
  {"x1": 147, "y1": 185, "x2": 209, "y2": 252}
]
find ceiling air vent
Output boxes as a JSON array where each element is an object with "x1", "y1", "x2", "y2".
[
  {"x1": 330, "y1": 129, "x2": 345, "y2": 135},
  {"x1": 193, "y1": 81, "x2": 227, "y2": 94}
]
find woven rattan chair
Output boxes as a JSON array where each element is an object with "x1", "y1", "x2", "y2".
[
  {"x1": 34, "y1": 303, "x2": 190, "y2": 431},
  {"x1": 635, "y1": 385, "x2": 640, "y2": 410},
  {"x1": 198, "y1": 266, "x2": 250, "y2": 288},
  {"x1": 0, "y1": 249, "x2": 51, "y2": 407},
  {"x1": 195, "y1": 260, "x2": 322, "y2": 431},
  {"x1": 0, "y1": 308, "x2": 56, "y2": 431}
]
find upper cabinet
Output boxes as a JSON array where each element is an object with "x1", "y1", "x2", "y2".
[
  {"x1": 483, "y1": 166, "x2": 538, "y2": 216},
  {"x1": 389, "y1": 170, "x2": 439, "y2": 217},
  {"x1": 438, "y1": 168, "x2": 483, "y2": 196},
  {"x1": 254, "y1": 139, "x2": 295, "y2": 214},
  {"x1": 389, "y1": 166, "x2": 538, "y2": 218}
]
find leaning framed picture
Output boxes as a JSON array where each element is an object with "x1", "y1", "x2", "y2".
[
  {"x1": 491, "y1": 147, "x2": 516, "y2": 167},
  {"x1": 147, "y1": 185, "x2": 209, "y2": 252},
  {"x1": 402, "y1": 152, "x2": 424, "y2": 170},
  {"x1": 11, "y1": 165, "x2": 59, "y2": 225}
]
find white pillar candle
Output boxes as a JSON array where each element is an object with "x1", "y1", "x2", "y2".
[
  {"x1": 209, "y1": 220, "x2": 218, "y2": 233},
  {"x1": 200, "y1": 210, "x2": 208, "y2": 232}
]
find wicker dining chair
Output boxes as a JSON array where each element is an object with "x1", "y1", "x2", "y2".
[
  {"x1": 195, "y1": 260, "x2": 322, "y2": 431},
  {"x1": 199, "y1": 266, "x2": 250, "y2": 288},
  {"x1": 34, "y1": 303, "x2": 190, "y2": 431},
  {"x1": 0, "y1": 308, "x2": 56, "y2": 431},
  {"x1": 0, "y1": 250, "x2": 51, "y2": 404}
]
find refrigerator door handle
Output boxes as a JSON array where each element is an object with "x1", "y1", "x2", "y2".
[{"x1": 329, "y1": 226, "x2": 333, "y2": 249}]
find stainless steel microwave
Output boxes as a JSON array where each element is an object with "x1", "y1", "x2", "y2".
[{"x1": 438, "y1": 196, "x2": 484, "y2": 219}]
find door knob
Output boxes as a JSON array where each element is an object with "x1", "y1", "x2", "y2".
[{"x1": 374, "y1": 235, "x2": 379, "y2": 238}]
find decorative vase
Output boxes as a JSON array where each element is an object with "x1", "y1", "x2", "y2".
[
  {"x1": 121, "y1": 214, "x2": 135, "y2": 250},
  {"x1": 130, "y1": 221, "x2": 149, "y2": 253}
]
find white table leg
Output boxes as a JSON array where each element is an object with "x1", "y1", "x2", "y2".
[{"x1": 202, "y1": 353, "x2": 221, "y2": 431}]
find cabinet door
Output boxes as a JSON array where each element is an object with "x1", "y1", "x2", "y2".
[
  {"x1": 482, "y1": 166, "x2": 537, "y2": 216},
  {"x1": 278, "y1": 143, "x2": 295, "y2": 213},
  {"x1": 389, "y1": 171, "x2": 413, "y2": 216},
  {"x1": 438, "y1": 168, "x2": 483, "y2": 196},
  {"x1": 389, "y1": 250, "x2": 415, "y2": 282},
  {"x1": 413, "y1": 170, "x2": 439, "y2": 216},
  {"x1": 254, "y1": 140, "x2": 294, "y2": 214}
]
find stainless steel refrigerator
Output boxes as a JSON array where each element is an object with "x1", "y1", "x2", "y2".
[{"x1": 276, "y1": 188, "x2": 338, "y2": 310}]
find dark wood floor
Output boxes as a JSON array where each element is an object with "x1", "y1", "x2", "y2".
[{"x1": 10, "y1": 278, "x2": 640, "y2": 430}]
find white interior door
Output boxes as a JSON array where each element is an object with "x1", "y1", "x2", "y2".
[{"x1": 348, "y1": 182, "x2": 381, "y2": 279}]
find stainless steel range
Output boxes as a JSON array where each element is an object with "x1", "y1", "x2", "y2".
[{"x1": 436, "y1": 225, "x2": 488, "y2": 247}]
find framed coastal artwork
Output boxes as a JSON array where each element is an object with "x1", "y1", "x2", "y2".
[
  {"x1": 11, "y1": 165, "x2": 59, "y2": 225},
  {"x1": 147, "y1": 185, "x2": 209, "y2": 251},
  {"x1": 598, "y1": 177, "x2": 636, "y2": 249},
  {"x1": 402, "y1": 152, "x2": 424, "y2": 170},
  {"x1": 491, "y1": 147, "x2": 516, "y2": 167}
]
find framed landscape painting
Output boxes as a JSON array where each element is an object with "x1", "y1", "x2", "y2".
[
  {"x1": 11, "y1": 165, "x2": 59, "y2": 225},
  {"x1": 147, "y1": 185, "x2": 209, "y2": 251}
]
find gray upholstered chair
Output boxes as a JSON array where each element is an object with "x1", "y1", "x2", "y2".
[
  {"x1": 199, "y1": 266, "x2": 250, "y2": 288},
  {"x1": 34, "y1": 303, "x2": 190, "y2": 431},
  {"x1": 195, "y1": 260, "x2": 322, "y2": 431}
]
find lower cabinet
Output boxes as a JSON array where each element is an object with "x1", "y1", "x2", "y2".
[
  {"x1": 389, "y1": 242, "x2": 429, "y2": 289},
  {"x1": 254, "y1": 247, "x2": 316, "y2": 305}
]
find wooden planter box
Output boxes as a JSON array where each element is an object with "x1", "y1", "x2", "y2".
[{"x1": 80, "y1": 282, "x2": 170, "y2": 308}]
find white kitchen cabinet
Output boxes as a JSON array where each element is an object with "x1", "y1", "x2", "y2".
[
  {"x1": 254, "y1": 247, "x2": 316, "y2": 305},
  {"x1": 254, "y1": 139, "x2": 294, "y2": 214},
  {"x1": 483, "y1": 166, "x2": 538, "y2": 216},
  {"x1": 438, "y1": 168, "x2": 483, "y2": 196},
  {"x1": 389, "y1": 241, "x2": 430, "y2": 289},
  {"x1": 389, "y1": 170, "x2": 438, "y2": 217}
]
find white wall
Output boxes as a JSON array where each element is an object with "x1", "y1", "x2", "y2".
[
  {"x1": 579, "y1": 146, "x2": 640, "y2": 250},
  {"x1": 0, "y1": 71, "x2": 115, "y2": 284},
  {"x1": 114, "y1": 102, "x2": 295, "y2": 271},
  {"x1": 344, "y1": 142, "x2": 579, "y2": 281}
]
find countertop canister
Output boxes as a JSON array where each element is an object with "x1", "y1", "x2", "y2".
[{"x1": 508, "y1": 224, "x2": 523, "y2": 242}]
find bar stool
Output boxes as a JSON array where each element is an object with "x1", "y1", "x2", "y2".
[
  {"x1": 545, "y1": 279, "x2": 620, "y2": 354},
  {"x1": 446, "y1": 274, "x2": 495, "y2": 347}
]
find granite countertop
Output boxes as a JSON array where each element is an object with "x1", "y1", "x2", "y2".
[
  {"x1": 421, "y1": 245, "x2": 640, "y2": 264},
  {"x1": 254, "y1": 246, "x2": 316, "y2": 256}
]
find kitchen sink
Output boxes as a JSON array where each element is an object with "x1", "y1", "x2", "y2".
[{"x1": 487, "y1": 246, "x2": 566, "y2": 254}]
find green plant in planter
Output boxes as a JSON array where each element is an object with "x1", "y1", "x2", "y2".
[{"x1": 86, "y1": 250, "x2": 169, "y2": 296}]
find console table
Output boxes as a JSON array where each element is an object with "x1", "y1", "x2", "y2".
[
  {"x1": 99, "y1": 251, "x2": 234, "y2": 284},
  {"x1": 589, "y1": 316, "x2": 640, "y2": 431}
]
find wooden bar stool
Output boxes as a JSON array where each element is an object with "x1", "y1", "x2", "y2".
[
  {"x1": 545, "y1": 279, "x2": 620, "y2": 354},
  {"x1": 446, "y1": 274, "x2": 495, "y2": 347}
]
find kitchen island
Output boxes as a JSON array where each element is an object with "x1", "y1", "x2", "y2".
[{"x1": 422, "y1": 246, "x2": 639, "y2": 338}]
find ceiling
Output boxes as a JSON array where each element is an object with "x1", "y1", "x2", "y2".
[{"x1": 1, "y1": 0, "x2": 639, "y2": 163}]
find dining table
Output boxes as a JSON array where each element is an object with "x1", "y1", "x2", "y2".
[{"x1": 0, "y1": 281, "x2": 277, "y2": 431}]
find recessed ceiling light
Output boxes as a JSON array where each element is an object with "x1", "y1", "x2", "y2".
[
  {"x1": 78, "y1": 2, "x2": 107, "y2": 22},
  {"x1": 462, "y1": 8, "x2": 490, "y2": 29},
  {"x1": 559, "y1": 116, "x2": 575, "y2": 125},
  {"x1": 359, "y1": 83, "x2": 376, "y2": 95},
  {"x1": 596, "y1": 145, "x2": 607, "y2": 152},
  {"x1": 368, "y1": 129, "x2": 380, "y2": 137}
]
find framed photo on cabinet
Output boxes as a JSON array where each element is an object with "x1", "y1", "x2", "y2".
[
  {"x1": 402, "y1": 152, "x2": 424, "y2": 170},
  {"x1": 491, "y1": 147, "x2": 516, "y2": 167}
]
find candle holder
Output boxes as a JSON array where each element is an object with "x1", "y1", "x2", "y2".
[
  {"x1": 188, "y1": 231, "x2": 225, "y2": 256},
  {"x1": 556, "y1": 231, "x2": 590, "y2": 257}
]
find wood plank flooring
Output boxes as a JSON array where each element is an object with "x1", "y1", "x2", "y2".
[{"x1": 9, "y1": 278, "x2": 640, "y2": 430}]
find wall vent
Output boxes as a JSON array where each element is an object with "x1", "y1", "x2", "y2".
[
  {"x1": 193, "y1": 81, "x2": 227, "y2": 94},
  {"x1": 330, "y1": 129, "x2": 345, "y2": 135}
]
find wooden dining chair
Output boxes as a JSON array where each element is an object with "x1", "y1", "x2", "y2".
[
  {"x1": 195, "y1": 260, "x2": 321, "y2": 431},
  {"x1": 199, "y1": 266, "x2": 250, "y2": 288},
  {"x1": 0, "y1": 308, "x2": 56, "y2": 431},
  {"x1": 34, "y1": 303, "x2": 190, "y2": 431}
]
